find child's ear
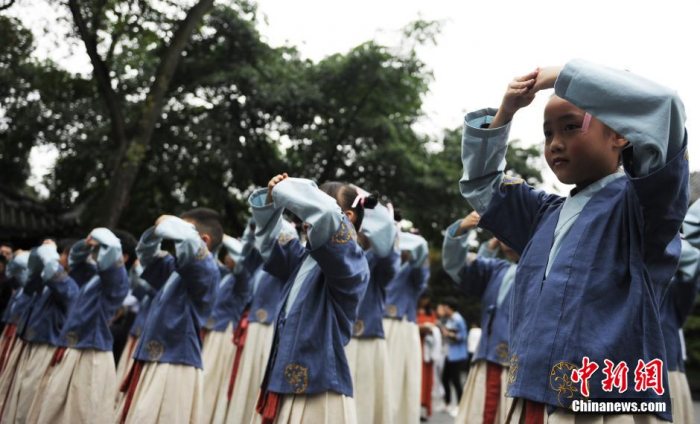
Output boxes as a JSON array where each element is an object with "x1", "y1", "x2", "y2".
[
  {"x1": 201, "y1": 233, "x2": 212, "y2": 249},
  {"x1": 610, "y1": 131, "x2": 628, "y2": 150},
  {"x1": 344, "y1": 210, "x2": 357, "y2": 225}
]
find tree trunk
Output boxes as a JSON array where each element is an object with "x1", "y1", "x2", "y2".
[{"x1": 78, "y1": 0, "x2": 216, "y2": 228}]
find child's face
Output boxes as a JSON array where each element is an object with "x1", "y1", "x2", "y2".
[{"x1": 543, "y1": 96, "x2": 624, "y2": 188}]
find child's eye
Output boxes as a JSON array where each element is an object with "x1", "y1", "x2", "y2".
[
  {"x1": 543, "y1": 130, "x2": 553, "y2": 141},
  {"x1": 563, "y1": 124, "x2": 581, "y2": 132}
]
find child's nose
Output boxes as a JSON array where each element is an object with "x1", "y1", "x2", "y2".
[{"x1": 549, "y1": 134, "x2": 565, "y2": 152}]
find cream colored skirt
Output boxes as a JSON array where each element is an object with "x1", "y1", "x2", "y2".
[
  {"x1": 250, "y1": 391, "x2": 357, "y2": 424},
  {"x1": 382, "y1": 318, "x2": 421, "y2": 424},
  {"x1": 27, "y1": 348, "x2": 117, "y2": 423},
  {"x1": 0, "y1": 338, "x2": 25, "y2": 405},
  {"x1": 201, "y1": 323, "x2": 236, "y2": 424},
  {"x1": 456, "y1": 360, "x2": 512, "y2": 423},
  {"x1": 115, "y1": 361, "x2": 203, "y2": 424},
  {"x1": 668, "y1": 370, "x2": 693, "y2": 424},
  {"x1": 0, "y1": 343, "x2": 57, "y2": 424},
  {"x1": 226, "y1": 322, "x2": 275, "y2": 424},
  {"x1": 114, "y1": 334, "x2": 138, "y2": 404},
  {"x1": 345, "y1": 337, "x2": 392, "y2": 424}
]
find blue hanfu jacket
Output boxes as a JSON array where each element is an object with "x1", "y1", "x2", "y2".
[
  {"x1": 2, "y1": 252, "x2": 32, "y2": 326},
  {"x1": 459, "y1": 59, "x2": 688, "y2": 421},
  {"x1": 205, "y1": 237, "x2": 252, "y2": 332},
  {"x1": 660, "y1": 238, "x2": 700, "y2": 372},
  {"x1": 59, "y1": 229, "x2": 129, "y2": 351},
  {"x1": 384, "y1": 232, "x2": 430, "y2": 323},
  {"x1": 251, "y1": 178, "x2": 369, "y2": 397},
  {"x1": 246, "y1": 221, "x2": 296, "y2": 326},
  {"x1": 131, "y1": 217, "x2": 219, "y2": 368},
  {"x1": 443, "y1": 222, "x2": 514, "y2": 366},
  {"x1": 19, "y1": 245, "x2": 79, "y2": 346},
  {"x1": 354, "y1": 203, "x2": 400, "y2": 338}
]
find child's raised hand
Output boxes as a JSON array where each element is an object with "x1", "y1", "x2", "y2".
[
  {"x1": 455, "y1": 211, "x2": 480, "y2": 235},
  {"x1": 266, "y1": 173, "x2": 288, "y2": 204},
  {"x1": 500, "y1": 69, "x2": 538, "y2": 115},
  {"x1": 532, "y1": 66, "x2": 562, "y2": 92}
]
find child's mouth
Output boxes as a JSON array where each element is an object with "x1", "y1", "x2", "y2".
[{"x1": 552, "y1": 158, "x2": 569, "y2": 168}]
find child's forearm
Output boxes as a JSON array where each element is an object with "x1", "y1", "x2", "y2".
[{"x1": 490, "y1": 108, "x2": 515, "y2": 129}]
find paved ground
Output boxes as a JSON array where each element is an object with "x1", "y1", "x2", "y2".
[{"x1": 423, "y1": 400, "x2": 700, "y2": 423}]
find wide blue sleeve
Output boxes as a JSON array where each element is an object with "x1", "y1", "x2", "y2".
[
  {"x1": 443, "y1": 221, "x2": 503, "y2": 297},
  {"x1": 271, "y1": 178, "x2": 343, "y2": 249},
  {"x1": 459, "y1": 108, "x2": 509, "y2": 214},
  {"x1": 249, "y1": 188, "x2": 286, "y2": 262},
  {"x1": 45, "y1": 272, "x2": 79, "y2": 312},
  {"x1": 136, "y1": 226, "x2": 163, "y2": 268},
  {"x1": 309, "y1": 216, "x2": 370, "y2": 313},
  {"x1": 457, "y1": 104, "x2": 566, "y2": 255},
  {"x1": 140, "y1": 254, "x2": 176, "y2": 291},
  {"x1": 88, "y1": 227, "x2": 129, "y2": 305},
  {"x1": 410, "y1": 265, "x2": 430, "y2": 296},
  {"x1": 479, "y1": 182, "x2": 563, "y2": 255},
  {"x1": 362, "y1": 203, "x2": 398, "y2": 258},
  {"x1": 371, "y1": 249, "x2": 400, "y2": 290},
  {"x1": 155, "y1": 217, "x2": 219, "y2": 308},
  {"x1": 68, "y1": 239, "x2": 91, "y2": 269},
  {"x1": 669, "y1": 240, "x2": 700, "y2": 324}
]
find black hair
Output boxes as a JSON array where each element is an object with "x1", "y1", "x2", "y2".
[
  {"x1": 0, "y1": 241, "x2": 14, "y2": 250},
  {"x1": 442, "y1": 300, "x2": 459, "y2": 311},
  {"x1": 180, "y1": 207, "x2": 224, "y2": 250},
  {"x1": 393, "y1": 207, "x2": 403, "y2": 222},
  {"x1": 57, "y1": 238, "x2": 78, "y2": 255},
  {"x1": 318, "y1": 182, "x2": 377, "y2": 231},
  {"x1": 113, "y1": 229, "x2": 137, "y2": 270}
]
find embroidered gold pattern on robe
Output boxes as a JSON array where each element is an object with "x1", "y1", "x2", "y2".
[
  {"x1": 284, "y1": 363, "x2": 309, "y2": 394},
  {"x1": 145, "y1": 340, "x2": 164, "y2": 361},
  {"x1": 353, "y1": 320, "x2": 365, "y2": 337},
  {"x1": 255, "y1": 309, "x2": 268, "y2": 322},
  {"x1": 549, "y1": 361, "x2": 579, "y2": 406}
]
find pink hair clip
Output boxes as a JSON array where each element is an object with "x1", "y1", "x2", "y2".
[
  {"x1": 351, "y1": 186, "x2": 371, "y2": 208},
  {"x1": 581, "y1": 112, "x2": 592, "y2": 133}
]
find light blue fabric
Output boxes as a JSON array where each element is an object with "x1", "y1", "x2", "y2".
[
  {"x1": 271, "y1": 178, "x2": 343, "y2": 249},
  {"x1": 442, "y1": 220, "x2": 470, "y2": 284},
  {"x1": 89, "y1": 227, "x2": 123, "y2": 270},
  {"x1": 283, "y1": 256, "x2": 318, "y2": 317},
  {"x1": 154, "y1": 217, "x2": 204, "y2": 267},
  {"x1": 5, "y1": 252, "x2": 29, "y2": 286},
  {"x1": 459, "y1": 108, "x2": 509, "y2": 214},
  {"x1": 545, "y1": 172, "x2": 624, "y2": 277},
  {"x1": 683, "y1": 199, "x2": 700, "y2": 248},
  {"x1": 361, "y1": 203, "x2": 397, "y2": 258},
  {"x1": 399, "y1": 231, "x2": 429, "y2": 268},
  {"x1": 445, "y1": 312, "x2": 468, "y2": 361},
  {"x1": 497, "y1": 265, "x2": 516, "y2": 307}
]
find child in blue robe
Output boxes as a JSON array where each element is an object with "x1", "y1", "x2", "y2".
[
  {"x1": 250, "y1": 174, "x2": 370, "y2": 424},
  {"x1": 459, "y1": 60, "x2": 688, "y2": 422}
]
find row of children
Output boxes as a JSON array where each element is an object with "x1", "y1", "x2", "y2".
[{"x1": 0, "y1": 175, "x2": 432, "y2": 423}]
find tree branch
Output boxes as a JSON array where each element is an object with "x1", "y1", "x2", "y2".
[
  {"x1": 129, "y1": 0, "x2": 215, "y2": 160},
  {"x1": 0, "y1": 0, "x2": 16, "y2": 12},
  {"x1": 68, "y1": 0, "x2": 128, "y2": 156}
]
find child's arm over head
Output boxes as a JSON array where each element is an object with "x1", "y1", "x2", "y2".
[
  {"x1": 442, "y1": 212, "x2": 504, "y2": 297},
  {"x1": 551, "y1": 59, "x2": 686, "y2": 176},
  {"x1": 551, "y1": 60, "x2": 688, "y2": 252},
  {"x1": 460, "y1": 71, "x2": 562, "y2": 253}
]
